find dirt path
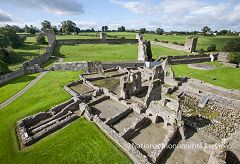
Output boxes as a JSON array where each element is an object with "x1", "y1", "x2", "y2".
[
  {"x1": 151, "y1": 41, "x2": 190, "y2": 52},
  {"x1": 0, "y1": 71, "x2": 48, "y2": 110}
]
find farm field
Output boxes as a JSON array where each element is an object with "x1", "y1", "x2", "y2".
[
  {"x1": 173, "y1": 62, "x2": 240, "y2": 89},
  {"x1": 0, "y1": 71, "x2": 132, "y2": 164},
  {"x1": 56, "y1": 44, "x2": 190, "y2": 62}
]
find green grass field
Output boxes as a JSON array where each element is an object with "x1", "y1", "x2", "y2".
[
  {"x1": 0, "y1": 71, "x2": 131, "y2": 164},
  {"x1": 0, "y1": 73, "x2": 39, "y2": 104},
  {"x1": 56, "y1": 44, "x2": 189, "y2": 62},
  {"x1": 9, "y1": 37, "x2": 46, "y2": 71},
  {"x1": 173, "y1": 63, "x2": 240, "y2": 89}
]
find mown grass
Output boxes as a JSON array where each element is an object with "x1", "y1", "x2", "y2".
[
  {"x1": 0, "y1": 71, "x2": 132, "y2": 164},
  {"x1": 57, "y1": 44, "x2": 189, "y2": 62},
  {"x1": 9, "y1": 37, "x2": 47, "y2": 71},
  {"x1": 0, "y1": 73, "x2": 39, "y2": 104},
  {"x1": 173, "y1": 63, "x2": 240, "y2": 89}
]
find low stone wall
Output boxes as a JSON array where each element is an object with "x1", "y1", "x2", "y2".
[
  {"x1": 0, "y1": 69, "x2": 25, "y2": 85},
  {"x1": 52, "y1": 61, "x2": 144, "y2": 71},
  {"x1": 56, "y1": 39, "x2": 138, "y2": 45},
  {"x1": 23, "y1": 41, "x2": 56, "y2": 68},
  {"x1": 157, "y1": 54, "x2": 218, "y2": 65}
]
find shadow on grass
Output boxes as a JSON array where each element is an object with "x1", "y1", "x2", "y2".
[
  {"x1": 53, "y1": 45, "x2": 65, "y2": 58},
  {"x1": 0, "y1": 74, "x2": 36, "y2": 87}
]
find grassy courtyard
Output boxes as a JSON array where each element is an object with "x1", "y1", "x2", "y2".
[
  {"x1": 56, "y1": 44, "x2": 189, "y2": 62},
  {"x1": 0, "y1": 71, "x2": 131, "y2": 163},
  {"x1": 173, "y1": 62, "x2": 240, "y2": 89},
  {"x1": 0, "y1": 73, "x2": 39, "y2": 104}
]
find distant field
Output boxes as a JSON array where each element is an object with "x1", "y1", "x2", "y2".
[
  {"x1": 56, "y1": 44, "x2": 189, "y2": 62},
  {"x1": 0, "y1": 71, "x2": 132, "y2": 163},
  {"x1": 173, "y1": 62, "x2": 240, "y2": 89}
]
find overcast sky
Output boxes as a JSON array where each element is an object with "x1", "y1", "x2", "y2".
[{"x1": 0, "y1": 0, "x2": 240, "y2": 31}]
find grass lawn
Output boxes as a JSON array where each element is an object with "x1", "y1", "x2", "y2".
[
  {"x1": 56, "y1": 34, "x2": 99, "y2": 40},
  {"x1": 9, "y1": 37, "x2": 47, "y2": 71},
  {"x1": 57, "y1": 44, "x2": 189, "y2": 62},
  {"x1": 0, "y1": 73, "x2": 39, "y2": 104},
  {"x1": 0, "y1": 71, "x2": 132, "y2": 164},
  {"x1": 173, "y1": 63, "x2": 240, "y2": 89}
]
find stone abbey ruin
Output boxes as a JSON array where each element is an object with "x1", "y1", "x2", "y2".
[{"x1": 13, "y1": 30, "x2": 239, "y2": 164}]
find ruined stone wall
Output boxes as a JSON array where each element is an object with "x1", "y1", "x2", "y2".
[
  {"x1": 23, "y1": 41, "x2": 56, "y2": 68},
  {"x1": 53, "y1": 61, "x2": 144, "y2": 71},
  {"x1": 56, "y1": 39, "x2": 138, "y2": 45},
  {"x1": 0, "y1": 69, "x2": 25, "y2": 85}
]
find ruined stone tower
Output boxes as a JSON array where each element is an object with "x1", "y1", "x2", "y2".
[
  {"x1": 99, "y1": 32, "x2": 107, "y2": 40},
  {"x1": 184, "y1": 36, "x2": 198, "y2": 52},
  {"x1": 46, "y1": 29, "x2": 56, "y2": 46}
]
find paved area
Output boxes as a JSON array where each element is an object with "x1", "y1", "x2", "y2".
[
  {"x1": 92, "y1": 99, "x2": 128, "y2": 121},
  {"x1": 0, "y1": 71, "x2": 48, "y2": 110},
  {"x1": 113, "y1": 112, "x2": 140, "y2": 133},
  {"x1": 129, "y1": 122, "x2": 168, "y2": 155}
]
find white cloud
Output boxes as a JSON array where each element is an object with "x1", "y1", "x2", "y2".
[
  {"x1": 0, "y1": 10, "x2": 13, "y2": 22},
  {"x1": 2, "y1": 0, "x2": 84, "y2": 15},
  {"x1": 110, "y1": 0, "x2": 160, "y2": 15}
]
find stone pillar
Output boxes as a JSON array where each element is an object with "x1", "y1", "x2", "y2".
[
  {"x1": 184, "y1": 36, "x2": 198, "y2": 52},
  {"x1": 100, "y1": 32, "x2": 106, "y2": 40},
  {"x1": 46, "y1": 29, "x2": 56, "y2": 47},
  {"x1": 138, "y1": 35, "x2": 147, "y2": 61}
]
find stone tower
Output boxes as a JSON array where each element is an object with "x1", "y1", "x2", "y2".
[
  {"x1": 46, "y1": 29, "x2": 56, "y2": 46},
  {"x1": 184, "y1": 36, "x2": 198, "y2": 52}
]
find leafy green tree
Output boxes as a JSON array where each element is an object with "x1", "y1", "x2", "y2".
[
  {"x1": 139, "y1": 28, "x2": 146, "y2": 34},
  {"x1": 156, "y1": 28, "x2": 164, "y2": 35},
  {"x1": 201, "y1": 26, "x2": 211, "y2": 36},
  {"x1": 0, "y1": 59, "x2": 9, "y2": 75},
  {"x1": 118, "y1": 26, "x2": 125, "y2": 32},
  {"x1": 102, "y1": 26, "x2": 108, "y2": 32},
  {"x1": 223, "y1": 39, "x2": 240, "y2": 52},
  {"x1": 0, "y1": 34, "x2": 10, "y2": 48},
  {"x1": 228, "y1": 52, "x2": 240, "y2": 64},
  {"x1": 0, "y1": 26, "x2": 23, "y2": 48},
  {"x1": 207, "y1": 44, "x2": 216, "y2": 52},
  {"x1": 36, "y1": 34, "x2": 46, "y2": 44},
  {"x1": 41, "y1": 20, "x2": 51, "y2": 31},
  {"x1": 61, "y1": 20, "x2": 77, "y2": 33},
  {"x1": 29, "y1": 25, "x2": 38, "y2": 34},
  {"x1": 75, "y1": 27, "x2": 80, "y2": 34}
]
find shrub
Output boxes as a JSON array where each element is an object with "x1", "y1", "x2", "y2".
[
  {"x1": 154, "y1": 38, "x2": 159, "y2": 42},
  {"x1": 223, "y1": 39, "x2": 240, "y2": 52},
  {"x1": 172, "y1": 41, "x2": 178, "y2": 45},
  {"x1": 0, "y1": 60, "x2": 9, "y2": 75},
  {"x1": 198, "y1": 48, "x2": 205, "y2": 54},
  {"x1": 179, "y1": 43, "x2": 184, "y2": 46},
  {"x1": 36, "y1": 34, "x2": 46, "y2": 44},
  {"x1": 120, "y1": 37, "x2": 125, "y2": 40},
  {"x1": 0, "y1": 27, "x2": 23, "y2": 48},
  {"x1": 227, "y1": 52, "x2": 240, "y2": 64},
  {"x1": 207, "y1": 44, "x2": 216, "y2": 52}
]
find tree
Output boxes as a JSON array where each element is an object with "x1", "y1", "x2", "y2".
[
  {"x1": 0, "y1": 59, "x2": 9, "y2": 75},
  {"x1": 223, "y1": 39, "x2": 240, "y2": 52},
  {"x1": 75, "y1": 27, "x2": 80, "y2": 34},
  {"x1": 102, "y1": 26, "x2": 108, "y2": 32},
  {"x1": 0, "y1": 34, "x2": 10, "y2": 48},
  {"x1": 207, "y1": 44, "x2": 216, "y2": 52},
  {"x1": 36, "y1": 34, "x2": 46, "y2": 44},
  {"x1": 156, "y1": 28, "x2": 164, "y2": 35},
  {"x1": 29, "y1": 25, "x2": 37, "y2": 34},
  {"x1": 201, "y1": 26, "x2": 211, "y2": 36},
  {"x1": 61, "y1": 20, "x2": 77, "y2": 33},
  {"x1": 227, "y1": 52, "x2": 240, "y2": 64},
  {"x1": 41, "y1": 20, "x2": 51, "y2": 31},
  {"x1": 0, "y1": 26, "x2": 23, "y2": 48},
  {"x1": 217, "y1": 29, "x2": 228, "y2": 36},
  {"x1": 118, "y1": 26, "x2": 126, "y2": 32},
  {"x1": 139, "y1": 28, "x2": 146, "y2": 34}
]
